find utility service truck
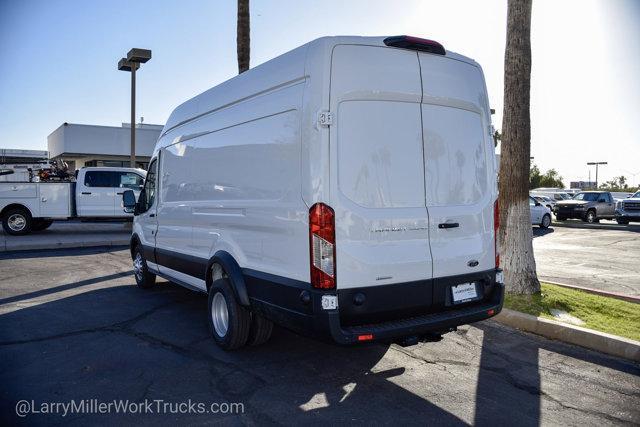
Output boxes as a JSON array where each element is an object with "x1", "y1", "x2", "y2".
[{"x1": 1, "y1": 166, "x2": 145, "y2": 235}]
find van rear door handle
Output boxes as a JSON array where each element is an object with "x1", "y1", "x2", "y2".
[
  {"x1": 438, "y1": 222, "x2": 459, "y2": 229},
  {"x1": 81, "y1": 192, "x2": 91, "y2": 195},
  {"x1": 116, "y1": 192, "x2": 124, "y2": 195},
  {"x1": 149, "y1": 214, "x2": 155, "y2": 217}
]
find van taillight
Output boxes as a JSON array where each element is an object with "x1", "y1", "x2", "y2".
[
  {"x1": 494, "y1": 199, "x2": 500, "y2": 268},
  {"x1": 309, "y1": 203, "x2": 336, "y2": 289}
]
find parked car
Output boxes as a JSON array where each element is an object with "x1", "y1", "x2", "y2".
[
  {"x1": 122, "y1": 35, "x2": 504, "y2": 350},
  {"x1": 554, "y1": 191, "x2": 616, "y2": 223},
  {"x1": 532, "y1": 194, "x2": 555, "y2": 211},
  {"x1": 531, "y1": 189, "x2": 572, "y2": 202},
  {"x1": 615, "y1": 190, "x2": 640, "y2": 224},
  {"x1": 0, "y1": 167, "x2": 145, "y2": 235},
  {"x1": 530, "y1": 196, "x2": 552, "y2": 228}
]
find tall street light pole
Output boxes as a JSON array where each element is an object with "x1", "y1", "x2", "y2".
[
  {"x1": 118, "y1": 48, "x2": 151, "y2": 168},
  {"x1": 587, "y1": 161, "x2": 607, "y2": 189}
]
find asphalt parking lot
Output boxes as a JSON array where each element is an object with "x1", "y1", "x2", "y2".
[
  {"x1": 533, "y1": 225, "x2": 640, "y2": 296},
  {"x1": 1, "y1": 247, "x2": 638, "y2": 425}
]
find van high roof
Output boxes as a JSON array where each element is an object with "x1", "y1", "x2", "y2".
[{"x1": 160, "y1": 36, "x2": 479, "y2": 139}]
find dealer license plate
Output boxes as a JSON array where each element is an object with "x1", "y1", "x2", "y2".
[{"x1": 451, "y1": 282, "x2": 478, "y2": 304}]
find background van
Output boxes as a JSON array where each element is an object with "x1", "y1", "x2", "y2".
[{"x1": 124, "y1": 35, "x2": 504, "y2": 350}]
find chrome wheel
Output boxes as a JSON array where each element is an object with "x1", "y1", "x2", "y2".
[
  {"x1": 7, "y1": 213, "x2": 26, "y2": 232},
  {"x1": 211, "y1": 292, "x2": 229, "y2": 337},
  {"x1": 133, "y1": 252, "x2": 144, "y2": 281},
  {"x1": 542, "y1": 215, "x2": 551, "y2": 228},
  {"x1": 586, "y1": 211, "x2": 596, "y2": 223}
]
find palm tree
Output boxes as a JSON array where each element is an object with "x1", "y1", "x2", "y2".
[
  {"x1": 237, "y1": 0, "x2": 250, "y2": 74},
  {"x1": 498, "y1": 0, "x2": 540, "y2": 294}
]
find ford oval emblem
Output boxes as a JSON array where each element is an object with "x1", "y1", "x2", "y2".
[{"x1": 467, "y1": 260, "x2": 479, "y2": 267}]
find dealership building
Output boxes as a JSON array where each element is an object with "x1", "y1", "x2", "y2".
[{"x1": 47, "y1": 122, "x2": 162, "y2": 171}]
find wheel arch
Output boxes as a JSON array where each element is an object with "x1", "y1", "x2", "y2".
[
  {"x1": 206, "y1": 251, "x2": 250, "y2": 307},
  {"x1": 1, "y1": 203, "x2": 34, "y2": 219}
]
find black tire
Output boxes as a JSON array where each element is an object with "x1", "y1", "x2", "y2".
[
  {"x1": 132, "y1": 245, "x2": 156, "y2": 289},
  {"x1": 32, "y1": 219, "x2": 54, "y2": 231},
  {"x1": 2, "y1": 207, "x2": 32, "y2": 235},
  {"x1": 585, "y1": 210, "x2": 597, "y2": 223},
  {"x1": 616, "y1": 218, "x2": 629, "y2": 225},
  {"x1": 208, "y1": 279, "x2": 251, "y2": 350},
  {"x1": 539, "y1": 214, "x2": 551, "y2": 229},
  {"x1": 247, "y1": 313, "x2": 274, "y2": 346}
]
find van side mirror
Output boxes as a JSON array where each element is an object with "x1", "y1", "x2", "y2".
[
  {"x1": 122, "y1": 190, "x2": 137, "y2": 214},
  {"x1": 534, "y1": 201, "x2": 541, "y2": 206}
]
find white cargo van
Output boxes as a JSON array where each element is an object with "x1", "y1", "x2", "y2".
[
  {"x1": 1, "y1": 167, "x2": 145, "y2": 235},
  {"x1": 123, "y1": 36, "x2": 504, "y2": 350}
]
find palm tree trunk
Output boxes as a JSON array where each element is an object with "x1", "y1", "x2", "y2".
[
  {"x1": 237, "y1": 0, "x2": 250, "y2": 74},
  {"x1": 499, "y1": 0, "x2": 540, "y2": 294}
]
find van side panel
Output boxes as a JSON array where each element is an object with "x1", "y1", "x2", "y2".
[{"x1": 155, "y1": 82, "x2": 309, "y2": 283}]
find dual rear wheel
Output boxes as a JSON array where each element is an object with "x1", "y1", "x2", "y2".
[
  {"x1": 132, "y1": 246, "x2": 272, "y2": 351},
  {"x1": 208, "y1": 277, "x2": 274, "y2": 351}
]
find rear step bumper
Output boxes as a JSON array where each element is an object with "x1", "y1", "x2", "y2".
[
  {"x1": 249, "y1": 268, "x2": 504, "y2": 345},
  {"x1": 327, "y1": 281, "x2": 504, "y2": 345}
]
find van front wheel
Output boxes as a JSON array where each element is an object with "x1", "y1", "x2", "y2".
[
  {"x1": 208, "y1": 279, "x2": 250, "y2": 350},
  {"x1": 133, "y1": 245, "x2": 156, "y2": 289}
]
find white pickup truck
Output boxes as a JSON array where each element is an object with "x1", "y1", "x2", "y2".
[{"x1": 0, "y1": 167, "x2": 146, "y2": 235}]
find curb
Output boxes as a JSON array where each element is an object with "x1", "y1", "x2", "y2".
[
  {"x1": 494, "y1": 308, "x2": 640, "y2": 362},
  {"x1": 543, "y1": 280, "x2": 640, "y2": 304},
  {"x1": 0, "y1": 240, "x2": 130, "y2": 253},
  {"x1": 551, "y1": 221, "x2": 640, "y2": 231}
]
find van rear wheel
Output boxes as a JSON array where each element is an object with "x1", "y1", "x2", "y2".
[
  {"x1": 208, "y1": 279, "x2": 251, "y2": 350},
  {"x1": 247, "y1": 313, "x2": 273, "y2": 346}
]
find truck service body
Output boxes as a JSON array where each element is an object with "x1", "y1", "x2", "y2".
[{"x1": 126, "y1": 36, "x2": 504, "y2": 349}]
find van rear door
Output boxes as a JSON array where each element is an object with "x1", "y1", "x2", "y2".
[
  {"x1": 418, "y1": 53, "x2": 495, "y2": 279},
  {"x1": 329, "y1": 45, "x2": 433, "y2": 298}
]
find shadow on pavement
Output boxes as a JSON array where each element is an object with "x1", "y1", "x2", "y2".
[
  {"x1": 532, "y1": 227, "x2": 554, "y2": 238},
  {"x1": 1, "y1": 277, "x2": 638, "y2": 424},
  {"x1": 0, "y1": 280, "x2": 467, "y2": 425},
  {"x1": 473, "y1": 319, "x2": 640, "y2": 426},
  {"x1": 0, "y1": 245, "x2": 129, "y2": 261},
  {"x1": 0, "y1": 271, "x2": 132, "y2": 306}
]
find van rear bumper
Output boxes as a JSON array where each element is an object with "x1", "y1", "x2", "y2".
[
  {"x1": 326, "y1": 281, "x2": 504, "y2": 345},
  {"x1": 248, "y1": 269, "x2": 504, "y2": 345}
]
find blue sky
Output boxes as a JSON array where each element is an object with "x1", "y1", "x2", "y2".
[{"x1": 1, "y1": 0, "x2": 639, "y2": 185}]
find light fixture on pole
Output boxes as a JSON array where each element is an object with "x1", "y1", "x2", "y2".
[
  {"x1": 586, "y1": 161, "x2": 607, "y2": 190},
  {"x1": 118, "y1": 48, "x2": 151, "y2": 168}
]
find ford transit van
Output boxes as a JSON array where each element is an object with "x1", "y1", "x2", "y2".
[{"x1": 123, "y1": 36, "x2": 504, "y2": 350}]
